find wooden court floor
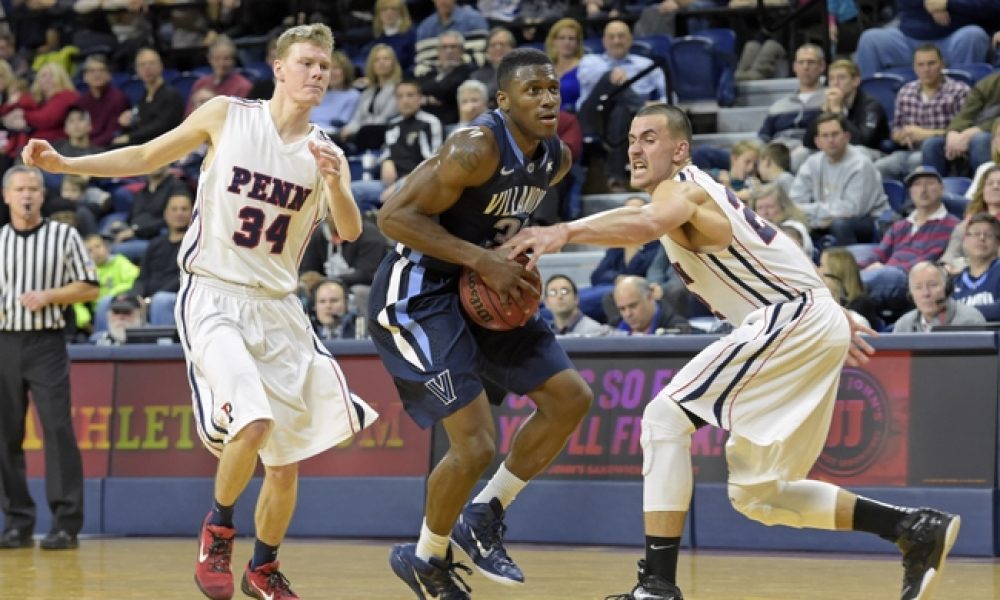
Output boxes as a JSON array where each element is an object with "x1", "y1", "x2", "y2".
[{"x1": 0, "y1": 537, "x2": 996, "y2": 599}]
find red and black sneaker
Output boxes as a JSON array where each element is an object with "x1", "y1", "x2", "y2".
[
  {"x1": 241, "y1": 560, "x2": 300, "y2": 600},
  {"x1": 194, "y1": 512, "x2": 236, "y2": 600}
]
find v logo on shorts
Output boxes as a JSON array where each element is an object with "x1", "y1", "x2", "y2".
[{"x1": 425, "y1": 369, "x2": 457, "y2": 405}]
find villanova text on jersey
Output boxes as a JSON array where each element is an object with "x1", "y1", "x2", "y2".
[{"x1": 226, "y1": 165, "x2": 312, "y2": 212}]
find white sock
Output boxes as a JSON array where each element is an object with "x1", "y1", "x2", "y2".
[
  {"x1": 472, "y1": 462, "x2": 527, "y2": 509},
  {"x1": 415, "y1": 519, "x2": 450, "y2": 562}
]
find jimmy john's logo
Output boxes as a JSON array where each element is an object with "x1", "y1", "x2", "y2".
[{"x1": 816, "y1": 369, "x2": 890, "y2": 477}]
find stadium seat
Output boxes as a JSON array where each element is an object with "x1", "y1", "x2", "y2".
[
  {"x1": 942, "y1": 176, "x2": 972, "y2": 197},
  {"x1": 668, "y1": 35, "x2": 734, "y2": 105},
  {"x1": 170, "y1": 73, "x2": 199, "y2": 105},
  {"x1": 694, "y1": 28, "x2": 736, "y2": 55},
  {"x1": 882, "y1": 179, "x2": 907, "y2": 214},
  {"x1": 949, "y1": 62, "x2": 995, "y2": 84},
  {"x1": 942, "y1": 192, "x2": 969, "y2": 218},
  {"x1": 120, "y1": 77, "x2": 146, "y2": 106},
  {"x1": 880, "y1": 65, "x2": 917, "y2": 81},
  {"x1": 240, "y1": 61, "x2": 272, "y2": 82},
  {"x1": 583, "y1": 36, "x2": 603, "y2": 55},
  {"x1": 633, "y1": 34, "x2": 671, "y2": 60},
  {"x1": 860, "y1": 73, "x2": 907, "y2": 123},
  {"x1": 846, "y1": 243, "x2": 879, "y2": 266},
  {"x1": 942, "y1": 68, "x2": 975, "y2": 87}
]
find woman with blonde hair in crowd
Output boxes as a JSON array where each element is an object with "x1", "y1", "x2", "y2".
[
  {"x1": 820, "y1": 246, "x2": 881, "y2": 328},
  {"x1": 545, "y1": 18, "x2": 584, "y2": 111},
  {"x1": 748, "y1": 182, "x2": 814, "y2": 258},
  {"x1": 942, "y1": 164, "x2": 1000, "y2": 273},
  {"x1": 966, "y1": 118, "x2": 1000, "y2": 200},
  {"x1": 2, "y1": 61, "x2": 78, "y2": 158},
  {"x1": 363, "y1": 0, "x2": 416, "y2": 72},
  {"x1": 313, "y1": 50, "x2": 361, "y2": 136},
  {"x1": 339, "y1": 43, "x2": 401, "y2": 149}
]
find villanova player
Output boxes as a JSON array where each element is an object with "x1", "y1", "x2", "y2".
[
  {"x1": 23, "y1": 24, "x2": 378, "y2": 600},
  {"x1": 509, "y1": 104, "x2": 960, "y2": 600},
  {"x1": 369, "y1": 48, "x2": 593, "y2": 598}
]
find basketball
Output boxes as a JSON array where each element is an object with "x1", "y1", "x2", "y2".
[{"x1": 459, "y1": 255, "x2": 541, "y2": 331}]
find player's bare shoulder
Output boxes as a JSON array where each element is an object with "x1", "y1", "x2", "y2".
[
  {"x1": 436, "y1": 124, "x2": 500, "y2": 185},
  {"x1": 652, "y1": 178, "x2": 731, "y2": 252}
]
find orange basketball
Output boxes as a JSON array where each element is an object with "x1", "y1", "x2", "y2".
[{"x1": 458, "y1": 255, "x2": 541, "y2": 331}]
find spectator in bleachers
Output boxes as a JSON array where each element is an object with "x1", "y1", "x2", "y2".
[
  {"x1": 797, "y1": 0, "x2": 863, "y2": 57},
  {"x1": 748, "y1": 182, "x2": 814, "y2": 259},
  {"x1": 820, "y1": 270, "x2": 871, "y2": 328},
  {"x1": 893, "y1": 260, "x2": 985, "y2": 331},
  {"x1": 577, "y1": 20, "x2": 667, "y2": 192},
  {"x1": 361, "y1": 0, "x2": 416, "y2": 73},
  {"x1": 758, "y1": 43, "x2": 827, "y2": 170},
  {"x1": 923, "y1": 70, "x2": 1000, "y2": 177},
  {"x1": 633, "y1": 0, "x2": 700, "y2": 37},
  {"x1": 454, "y1": 79, "x2": 489, "y2": 131},
  {"x1": 174, "y1": 88, "x2": 217, "y2": 189},
  {"x1": 790, "y1": 112, "x2": 888, "y2": 245},
  {"x1": 105, "y1": 164, "x2": 189, "y2": 262},
  {"x1": 0, "y1": 32, "x2": 30, "y2": 79},
  {"x1": 803, "y1": 59, "x2": 889, "y2": 157},
  {"x1": 74, "y1": 54, "x2": 130, "y2": 149},
  {"x1": 941, "y1": 164, "x2": 1000, "y2": 273},
  {"x1": 54, "y1": 106, "x2": 102, "y2": 160},
  {"x1": 2, "y1": 62, "x2": 79, "y2": 158},
  {"x1": 206, "y1": 0, "x2": 292, "y2": 43},
  {"x1": 416, "y1": 0, "x2": 489, "y2": 43},
  {"x1": 545, "y1": 274, "x2": 609, "y2": 336},
  {"x1": 417, "y1": 30, "x2": 475, "y2": 127},
  {"x1": 472, "y1": 27, "x2": 516, "y2": 108},
  {"x1": 966, "y1": 118, "x2": 1000, "y2": 198},
  {"x1": 339, "y1": 43, "x2": 401, "y2": 147},
  {"x1": 310, "y1": 279, "x2": 363, "y2": 340},
  {"x1": 855, "y1": 0, "x2": 996, "y2": 79},
  {"x1": 82, "y1": 232, "x2": 139, "y2": 335},
  {"x1": 299, "y1": 217, "x2": 390, "y2": 320},
  {"x1": 312, "y1": 51, "x2": 360, "y2": 136},
  {"x1": 186, "y1": 35, "x2": 253, "y2": 115},
  {"x1": 860, "y1": 165, "x2": 959, "y2": 313},
  {"x1": 874, "y1": 44, "x2": 969, "y2": 182},
  {"x1": 362, "y1": 78, "x2": 444, "y2": 212},
  {"x1": 716, "y1": 140, "x2": 759, "y2": 201},
  {"x1": 90, "y1": 293, "x2": 145, "y2": 346},
  {"x1": 757, "y1": 141, "x2": 795, "y2": 194},
  {"x1": 545, "y1": 18, "x2": 584, "y2": 112},
  {"x1": 72, "y1": 0, "x2": 154, "y2": 72},
  {"x1": 247, "y1": 35, "x2": 279, "y2": 100},
  {"x1": 46, "y1": 174, "x2": 100, "y2": 237},
  {"x1": 819, "y1": 246, "x2": 881, "y2": 328},
  {"x1": 612, "y1": 275, "x2": 690, "y2": 335},
  {"x1": 113, "y1": 47, "x2": 183, "y2": 147},
  {"x1": 952, "y1": 211, "x2": 1000, "y2": 320},
  {"x1": 129, "y1": 191, "x2": 192, "y2": 326}
]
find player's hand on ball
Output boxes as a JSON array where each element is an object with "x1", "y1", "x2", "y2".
[
  {"x1": 475, "y1": 247, "x2": 540, "y2": 311},
  {"x1": 505, "y1": 224, "x2": 569, "y2": 271}
]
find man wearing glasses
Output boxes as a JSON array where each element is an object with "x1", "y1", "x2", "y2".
[{"x1": 545, "y1": 274, "x2": 609, "y2": 336}]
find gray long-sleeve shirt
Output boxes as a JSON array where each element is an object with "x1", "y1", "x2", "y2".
[{"x1": 789, "y1": 144, "x2": 888, "y2": 228}]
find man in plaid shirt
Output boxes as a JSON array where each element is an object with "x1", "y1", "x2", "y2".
[
  {"x1": 859, "y1": 165, "x2": 959, "y2": 315},
  {"x1": 873, "y1": 44, "x2": 969, "y2": 181}
]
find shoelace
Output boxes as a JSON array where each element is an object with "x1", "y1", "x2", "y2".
[
  {"x1": 208, "y1": 536, "x2": 233, "y2": 573},
  {"x1": 265, "y1": 568, "x2": 294, "y2": 595},
  {"x1": 440, "y1": 559, "x2": 473, "y2": 597}
]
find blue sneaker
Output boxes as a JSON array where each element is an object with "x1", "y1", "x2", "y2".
[
  {"x1": 389, "y1": 542, "x2": 472, "y2": 600},
  {"x1": 451, "y1": 498, "x2": 524, "y2": 585}
]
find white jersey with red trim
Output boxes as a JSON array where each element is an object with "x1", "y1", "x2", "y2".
[
  {"x1": 178, "y1": 98, "x2": 336, "y2": 295},
  {"x1": 661, "y1": 164, "x2": 824, "y2": 325}
]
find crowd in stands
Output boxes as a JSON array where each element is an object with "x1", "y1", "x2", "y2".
[{"x1": 2, "y1": 0, "x2": 1000, "y2": 342}]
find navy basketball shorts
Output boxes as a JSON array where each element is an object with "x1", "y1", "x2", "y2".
[{"x1": 369, "y1": 252, "x2": 574, "y2": 428}]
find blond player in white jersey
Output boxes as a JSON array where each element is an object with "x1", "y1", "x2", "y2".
[
  {"x1": 22, "y1": 23, "x2": 377, "y2": 600},
  {"x1": 507, "y1": 104, "x2": 959, "y2": 600}
]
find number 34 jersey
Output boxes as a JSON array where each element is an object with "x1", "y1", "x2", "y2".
[
  {"x1": 178, "y1": 98, "x2": 332, "y2": 295},
  {"x1": 661, "y1": 165, "x2": 825, "y2": 326}
]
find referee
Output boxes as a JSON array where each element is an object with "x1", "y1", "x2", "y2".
[{"x1": 0, "y1": 165, "x2": 98, "y2": 550}]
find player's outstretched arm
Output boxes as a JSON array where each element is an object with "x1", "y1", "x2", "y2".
[
  {"x1": 22, "y1": 96, "x2": 225, "y2": 178},
  {"x1": 508, "y1": 179, "x2": 699, "y2": 270},
  {"x1": 310, "y1": 140, "x2": 362, "y2": 242}
]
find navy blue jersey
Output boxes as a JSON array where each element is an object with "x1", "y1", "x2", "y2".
[{"x1": 395, "y1": 109, "x2": 563, "y2": 274}]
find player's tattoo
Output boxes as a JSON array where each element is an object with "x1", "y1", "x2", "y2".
[{"x1": 446, "y1": 130, "x2": 487, "y2": 174}]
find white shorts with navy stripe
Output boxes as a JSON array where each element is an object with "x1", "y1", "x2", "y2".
[
  {"x1": 176, "y1": 275, "x2": 377, "y2": 466},
  {"x1": 657, "y1": 288, "x2": 850, "y2": 482}
]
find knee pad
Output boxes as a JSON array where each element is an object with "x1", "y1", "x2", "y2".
[
  {"x1": 728, "y1": 479, "x2": 839, "y2": 530},
  {"x1": 641, "y1": 400, "x2": 695, "y2": 512}
]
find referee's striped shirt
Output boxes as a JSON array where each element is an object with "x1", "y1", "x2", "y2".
[{"x1": 0, "y1": 219, "x2": 98, "y2": 332}]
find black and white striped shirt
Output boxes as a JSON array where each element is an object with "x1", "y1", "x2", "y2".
[{"x1": 0, "y1": 220, "x2": 97, "y2": 332}]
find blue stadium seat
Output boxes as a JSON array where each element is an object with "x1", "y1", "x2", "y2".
[
  {"x1": 668, "y1": 35, "x2": 733, "y2": 104},
  {"x1": 880, "y1": 65, "x2": 917, "y2": 81},
  {"x1": 942, "y1": 68, "x2": 975, "y2": 87},
  {"x1": 240, "y1": 61, "x2": 272, "y2": 82},
  {"x1": 633, "y1": 34, "x2": 671, "y2": 60},
  {"x1": 583, "y1": 36, "x2": 603, "y2": 55},
  {"x1": 120, "y1": 77, "x2": 146, "y2": 106},
  {"x1": 694, "y1": 28, "x2": 736, "y2": 55},
  {"x1": 883, "y1": 179, "x2": 907, "y2": 214},
  {"x1": 170, "y1": 73, "x2": 199, "y2": 105},
  {"x1": 942, "y1": 192, "x2": 969, "y2": 218},
  {"x1": 948, "y1": 62, "x2": 994, "y2": 84},
  {"x1": 189, "y1": 65, "x2": 212, "y2": 78},
  {"x1": 860, "y1": 73, "x2": 907, "y2": 123},
  {"x1": 111, "y1": 71, "x2": 133, "y2": 88},
  {"x1": 943, "y1": 176, "x2": 972, "y2": 197}
]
